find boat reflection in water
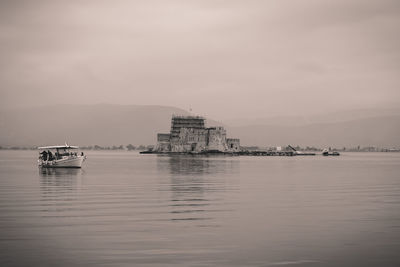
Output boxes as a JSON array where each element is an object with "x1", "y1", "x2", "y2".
[
  {"x1": 39, "y1": 167, "x2": 83, "y2": 203},
  {"x1": 39, "y1": 167, "x2": 83, "y2": 177}
]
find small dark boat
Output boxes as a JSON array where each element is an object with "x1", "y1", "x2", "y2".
[{"x1": 322, "y1": 149, "x2": 340, "y2": 156}]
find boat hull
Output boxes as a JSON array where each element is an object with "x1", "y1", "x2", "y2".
[
  {"x1": 322, "y1": 152, "x2": 340, "y2": 156},
  {"x1": 38, "y1": 156, "x2": 85, "y2": 168}
]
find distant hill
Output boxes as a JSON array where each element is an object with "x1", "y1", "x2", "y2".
[
  {"x1": 227, "y1": 116, "x2": 400, "y2": 148},
  {"x1": 224, "y1": 108, "x2": 400, "y2": 127},
  {"x1": 0, "y1": 104, "x2": 399, "y2": 147},
  {"x1": 0, "y1": 104, "x2": 192, "y2": 147}
]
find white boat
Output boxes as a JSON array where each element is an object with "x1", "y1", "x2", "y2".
[{"x1": 38, "y1": 145, "x2": 86, "y2": 168}]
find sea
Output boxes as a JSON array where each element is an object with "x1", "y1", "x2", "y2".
[{"x1": 0, "y1": 150, "x2": 399, "y2": 267}]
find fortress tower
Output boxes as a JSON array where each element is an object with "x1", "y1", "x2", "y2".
[
  {"x1": 154, "y1": 115, "x2": 240, "y2": 153},
  {"x1": 170, "y1": 116, "x2": 205, "y2": 141}
]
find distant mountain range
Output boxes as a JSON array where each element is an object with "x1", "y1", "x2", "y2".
[
  {"x1": 224, "y1": 108, "x2": 400, "y2": 127},
  {"x1": 227, "y1": 116, "x2": 400, "y2": 148},
  {"x1": 226, "y1": 108, "x2": 400, "y2": 147},
  {"x1": 0, "y1": 104, "x2": 219, "y2": 147},
  {"x1": 0, "y1": 104, "x2": 399, "y2": 147}
]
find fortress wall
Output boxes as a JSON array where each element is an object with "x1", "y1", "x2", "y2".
[
  {"x1": 207, "y1": 127, "x2": 228, "y2": 151},
  {"x1": 170, "y1": 128, "x2": 208, "y2": 152},
  {"x1": 170, "y1": 116, "x2": 205, "y2": 139},
  {"x1": 170, "y1": 144, "x2": 192, "y2": 152},
  {"x1": 227, "y1": 138, "x2": 240, "y2": 152},
  {"x1": 157, "y1": 133, "x2": 170, "y2": 142},
  {"x1": 154, "y1": 133, "x2": 171, "y2": 152},
  {"x1": 155, "y1": 142, "x2": 171, "y2": 152}
]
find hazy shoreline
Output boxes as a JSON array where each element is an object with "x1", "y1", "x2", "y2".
[{"x1": 1, "y1": 145, "x2": 399, "y2": 153}]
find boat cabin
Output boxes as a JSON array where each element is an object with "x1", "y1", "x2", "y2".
[{"x1": 38, "y1": 145, "x2": 82, "y2": 161}]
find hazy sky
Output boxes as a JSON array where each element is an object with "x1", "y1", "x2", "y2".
[{"x1": 1, "y1": 0, "x2": 399, "y2": 120}]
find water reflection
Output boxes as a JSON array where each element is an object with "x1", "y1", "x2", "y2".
[
  {"x1": 164, "y1": 154, "x2": 238, "y2": 176},
  {"x1": 158, "y1": 155, "x2": 239, "y2": 224},
  {"x1": 167, "y1": 155, "x2": 211, "y2": 176},
  {"x1": 39, "y1": 167, "x2": 83, "y2": 178},
  {"x1": 39, "y1": 168, "x2": 83, "y2": 206}
]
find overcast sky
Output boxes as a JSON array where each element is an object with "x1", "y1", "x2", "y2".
[{"x1": 1, "y1": 0, "x2": 399, "y2": 120}]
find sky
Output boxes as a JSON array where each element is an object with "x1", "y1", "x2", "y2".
[{"x1": 0, "y1": 0, "x2": 399, "y2": 120}]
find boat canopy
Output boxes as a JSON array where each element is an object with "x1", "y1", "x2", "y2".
[{"x1": 38, "y1": 145, "x2": 79, "y2": 150}]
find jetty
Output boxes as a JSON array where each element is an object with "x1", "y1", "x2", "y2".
[{"x1": 141, "y1": 149, "x2": 297, "y2": 157}]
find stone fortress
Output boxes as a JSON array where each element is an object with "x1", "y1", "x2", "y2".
[{"x1": 154, "y1": 115, "x2": 240, "y2": 153}]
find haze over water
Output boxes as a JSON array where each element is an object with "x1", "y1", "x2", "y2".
[{"x1": 1, "y1": 150, "x2": 400, "y2": 266}]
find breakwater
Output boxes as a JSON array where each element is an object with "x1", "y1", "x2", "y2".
[{"x1": 140, "y1": 150, "x2": 313, "y2": 156}]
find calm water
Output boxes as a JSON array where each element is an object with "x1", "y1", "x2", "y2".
[{"x1": 0, "y1": 151, "x2": 400, "y2": 267}]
